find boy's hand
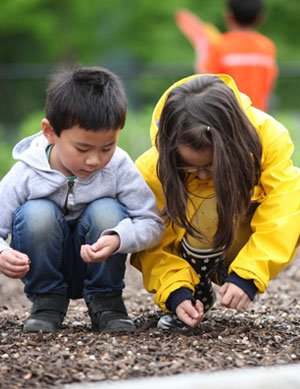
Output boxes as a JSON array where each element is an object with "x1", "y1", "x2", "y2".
[
  {"x1": 0, "y1": 249, "x2": 30, "y2": 278},
  {"x1": 175, "y1": 299, "x2": 204, "y2": 327},
  {"x1": 80, "y1": 234, "x2": 121, "y2": 263},
  {"x1": 219, "y1": 282, "x2": 251, "y2": 310}
]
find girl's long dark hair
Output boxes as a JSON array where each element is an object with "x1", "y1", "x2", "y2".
[{"x1": 156, "y1": 75, "x2": 262, "y2": 250}]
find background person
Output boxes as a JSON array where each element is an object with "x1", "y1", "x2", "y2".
[{"x1": 175, "y1": 0, "x2": 278, "y2": 111}]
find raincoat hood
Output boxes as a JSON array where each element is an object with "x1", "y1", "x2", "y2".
[{"x1": 149, "y1": 74, "x2": 252, "y2": 145}]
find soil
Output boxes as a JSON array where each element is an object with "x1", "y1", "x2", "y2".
[{"x1": 0, "y1": 253, "x2": 300, "y2": 389}]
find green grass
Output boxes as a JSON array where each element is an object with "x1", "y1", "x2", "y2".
[
  {"x1": 120, "y1": 108, "x2": 300, "y2": 166},
  {"x1": 118, "y1": 106, "x2": 153, "y2": 161},
  {"x1": 0, "y1": 108, "x2": 299, "y2": 179},
  {"x1": 17, "y1": 107, "x2": 154, "y2": 162},
  {"x1": 273, "y1": 111, "x2": 300, "y2": 166}
]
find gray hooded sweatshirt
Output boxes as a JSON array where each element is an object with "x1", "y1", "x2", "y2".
[{"x1": 0, "y1": 132, "x2": 164, "y2": 253}]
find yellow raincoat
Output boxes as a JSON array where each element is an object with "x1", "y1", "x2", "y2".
[{"x1": 131, "y1": 74, "x2": 300, "y2": 312}]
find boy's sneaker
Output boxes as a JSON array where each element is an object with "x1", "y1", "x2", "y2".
[
  {"x1": 87, "y1": 291, "x2": 136, "y2": 333},
  {"x1": 23, "y1": 289, "x2": 69, "y2": 333},
  {"x1": 157, "y1": 314, "x2": 189, "y2": 331}
]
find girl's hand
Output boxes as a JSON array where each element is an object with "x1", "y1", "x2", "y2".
[
  {"x1": 0, "y1": 249, "x2": 30, "y2": 278},
  {"x1": 219, "y1": 282, "x2": 251, "y2": 310},
  {"x1": 80, "y1": 234, "x2": 121, "y2": 263},
  {"x1": 175, "y1": 299, "x2": 204, "y2": 327}
]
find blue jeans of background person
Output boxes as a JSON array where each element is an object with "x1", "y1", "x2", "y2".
[{"x1": 11, "y1": 198, "x2": 127, "y2": 302}]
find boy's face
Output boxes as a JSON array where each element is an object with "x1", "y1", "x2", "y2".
[{"x1": 42, "y1": 119, "x2": 120, "y2": 178}]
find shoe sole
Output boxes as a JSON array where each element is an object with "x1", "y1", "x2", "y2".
[
  {"x1": 157, "y1": 315, "x2": 189, "y2": 331},
  {"x1": 157, "y1": 321, "x2": 189, "y2": 331},
  {"x1": 23, "y1": 319, "x2": 60, "y2": 333},
  {"x1": 92, "y1": 319, "x2": 136, "y2": 333}
]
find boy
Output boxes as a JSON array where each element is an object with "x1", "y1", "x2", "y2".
[
  {"x1": 0, "y1": 66, "x2": 164, "y2": 333},
  {"x1": 176, "y1": 0, "x2": 277, "y2": 112}
]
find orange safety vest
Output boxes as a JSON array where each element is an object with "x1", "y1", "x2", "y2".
[{"x1": 201, "y1": 30, "x2": 277, "y2": 112}]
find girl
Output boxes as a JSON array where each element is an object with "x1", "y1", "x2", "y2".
[{"x1": 131, "y1": 74, "x2": 300, "y2": 330}]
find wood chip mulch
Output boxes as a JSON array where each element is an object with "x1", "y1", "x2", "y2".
[{"x1": 1, "y1": 254, "x2": 300, "y2": 388}]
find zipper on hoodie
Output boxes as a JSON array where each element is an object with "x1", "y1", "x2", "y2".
[{"x1": 63, "y1": 180, "x2": 75, "y2": 215}]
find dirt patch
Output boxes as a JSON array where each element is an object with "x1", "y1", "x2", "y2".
[{"x1": 1, "y1": 254, "x2": 300, "y2": 388}]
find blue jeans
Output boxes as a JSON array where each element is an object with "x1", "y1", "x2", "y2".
[{"x1": 11, "y1": 198, "x2": 128, "y2": 301}]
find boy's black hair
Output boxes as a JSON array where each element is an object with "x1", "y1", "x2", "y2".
[
  {"x1": 45, "y1": 66, "x2": 127, "y2": 136},
  {"x1": 227, "y1": 0, "x2": 263, "y2": 26}
]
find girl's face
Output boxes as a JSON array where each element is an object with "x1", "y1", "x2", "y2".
[{"x1": 177, "y1": 145, "x2": 214, "y2": 181}]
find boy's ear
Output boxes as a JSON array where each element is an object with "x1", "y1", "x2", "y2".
[{"x1": 41, "y1": 119, "x2": 56, "y2": 144}]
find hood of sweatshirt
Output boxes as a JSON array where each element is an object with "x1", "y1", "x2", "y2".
[{"x1": 12, "y1": 132, "x2": 68, "y2": 186}]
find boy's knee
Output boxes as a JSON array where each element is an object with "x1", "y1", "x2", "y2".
[
  {"x1": 13, "y1": 199, "x2": 61, "y2": 235},
  {"x1": 83, "y1": 198, "x2": 127, "y2": 230}
]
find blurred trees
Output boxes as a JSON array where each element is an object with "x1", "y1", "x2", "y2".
[
  {"x1": 1, "y1": 0, "x2": 298, "y2": 63},
  {"x1": 0, "y1": 0, "x2": 300, "y2": 133}
]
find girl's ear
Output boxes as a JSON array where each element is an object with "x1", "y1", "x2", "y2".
[{"x1": 41, "y1": 119, "x2": 56, "y2": 144}]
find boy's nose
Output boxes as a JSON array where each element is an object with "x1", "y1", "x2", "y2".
[{"x1": 86, "y1": 154, "x2": 101, "y2": 166}]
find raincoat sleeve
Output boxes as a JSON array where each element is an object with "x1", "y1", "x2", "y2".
[
  {"x1": 229, "y1": 111, "x2": 300, "y2": 292},
  {"x1": 131, "y1": 147, "x2": 200, "y2": 312}
]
